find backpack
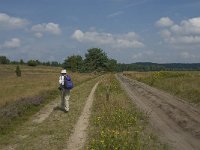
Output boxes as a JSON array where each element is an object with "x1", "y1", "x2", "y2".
[{"x1": 64, "y1": 75, "x2": 74, "y2": 90}]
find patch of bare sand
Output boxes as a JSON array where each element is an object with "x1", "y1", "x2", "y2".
[
  {"x1": 116, "y1": 74, "x2": 200, "y2": 150},
  {"x1": 64, "y1": 82, "x2": 99, "y2": 150}
]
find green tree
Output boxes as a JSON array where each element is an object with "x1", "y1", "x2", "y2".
[
  {"x1": 20, "y1": 59, "x2": 24, "y2": 64},
  {"x1": 27, "y1": 60, "x2": 38, "y2": 66},
  {"x1": 84, "y1": 48, "x2": 109, "y2": 72},
  {"x1": 106, "y1": 59, "x2": 117, "y2": 72},
  {"x1": 63, "y1": 55, "x2": 83, "y2": 72},
  {"x1": 15, "y1": 65, "x2": 21, "y2": 77},
  {"x1": 0, "y1": 56, "x2": 10, "y2": 64}
]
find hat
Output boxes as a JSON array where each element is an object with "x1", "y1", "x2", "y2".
[{"x1": 61, "y1": 69, "x2": 67, "y2": 74}]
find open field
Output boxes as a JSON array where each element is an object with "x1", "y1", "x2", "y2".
[
  {"x1": 0, "y1": 76, "x2": 102, "y2": 149},
  {"x1": 123, "y1": 71, "x2": 200, "y2": 104},
  {"x1": 86, "y1": 74, "x2": 167, "y2": 149},
  {"x1": 0, "y1": 64, "x2": 97, "y2": 107},
  {"x1": 0, "y1": 64, "x2": 99, "y2": 136}
]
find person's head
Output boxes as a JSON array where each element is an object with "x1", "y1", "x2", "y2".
[{"x1": 61, "y1": 69, "x2": 67, "y2": 75}]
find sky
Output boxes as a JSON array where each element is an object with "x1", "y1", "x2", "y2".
[{"x1": 0, "y1": 0, "x2": 200, "y2": 63}]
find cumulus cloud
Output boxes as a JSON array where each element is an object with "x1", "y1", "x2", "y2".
[
  {"x1": 0, "y1": 38, "x2": 21, "y2": 49},
  {"x1": 156, "y1": 17, "x2": 174, "y2": 27},
  {"x1": 31, "y1": 22, "x2": 61, "y2": 37},
  {"x1": 156, "y1": 17, "x2": 200, "y2": 45},
  {"x1": 0, "y1": 12, "x2": 29, "y2": 29},
  {"x1": 72, "y1": 30, "x2": 144, "y2": 49}
]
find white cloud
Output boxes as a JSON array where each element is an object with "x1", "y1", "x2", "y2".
[
  {"x1": 157, "y1": 17, "x2": 200, "y2": 46},
  {"x1": 107, "y1": 11, "x2": 123, "y2": 18},
  {"x1": 156, "y1": 17, "x2": 174, "y2": 27},
  {"x1": 0, "y1": 12, "x2": 29, "y2": 29},
  {"x1": 34, "y1": 32, "x2": 43, "y2": 38},
  {"x1": 180, "y1": 52, "x2": 196, "y2": 59},
  {"x1": 31, "y1": 22, "x2": 61, "y2": 37},
  {"x1": 0, "y1": 38, "x2": 21, "y2": 49},
  {"x1": 72, "y1": 30, "x2": 144, "y2": 49}
]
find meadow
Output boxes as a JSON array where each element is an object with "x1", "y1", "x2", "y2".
[
  {"x1": 123, "y1": 71, "x2": 200, "y2": 104},
  {"x1": 0, "y1": 64, "x2": 97, "y2": 107},
  {"x1": 0, "y1": 64, "x2": 98, "y2": 136},
  {"x1": 85, "y1": 74, "x2": 167, "y2": 150}
]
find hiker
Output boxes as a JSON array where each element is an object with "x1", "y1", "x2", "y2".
[{"x1": 58, "y1": 69, "x2": 73, "y2": 112}]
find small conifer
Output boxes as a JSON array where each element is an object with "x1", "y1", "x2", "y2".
[{"x1": 15, "y1": 65, "x2": 21, "y2": 77}]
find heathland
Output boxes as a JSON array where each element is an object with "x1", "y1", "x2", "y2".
[{"x1": 1, "y1": 64, "x2": 199, "y2": 149}]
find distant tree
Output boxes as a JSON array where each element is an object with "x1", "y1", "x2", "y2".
[
  {"x1": 15, "y1": 65, "x2": 21, "y2": 77},
  {"x1": 10, "y1": 61, "x2": 19, "y2": 64},
  {"x1": 35, "y1": 60, "x2": 41, "y2": 65},
  {"x1": 106, "y1": 59, "x2": 117, "y2": 72},
  {"x1": 0, "y1": 56, "x2": 10, "y2": 64},
  {"x1": 20, "y1": 59, "x2": 24, "y2": 64},
  {"x1": 27, "y1": 60, "x2": 38, "y2": 66},
  {"x1": 63, "y1": 55, "x2": 83, "y2": 72},
  {"x1": 84, "y1": 48, "x2": 109, "y2": 72},
  {"x1": 51, "y1": 61, "x2": 60, "y2": 67}
]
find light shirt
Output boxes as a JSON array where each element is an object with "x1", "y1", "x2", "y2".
[{"x1": 59, "y1": 75, "x2": 65, "y2": 85}]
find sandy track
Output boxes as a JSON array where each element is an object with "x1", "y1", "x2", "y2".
[
  {"x1": 116, "y1": 74, "x2": 200, "y2": 150},
  {"x1": 65, "y1": 82, "x2": 99, "y2": 150}
]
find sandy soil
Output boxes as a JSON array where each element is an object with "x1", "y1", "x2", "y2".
[
  {"x1": 116, "y1": 74, "x2": 200, "y2": 150},
  {"x1": 64, "y1": 82, "x2": 99, "y2": 150}
]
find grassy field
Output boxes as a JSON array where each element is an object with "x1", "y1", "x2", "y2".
[
  {"x1": 0, "y1": 64, "x2": 97, "y2": 107},
  {"x1": 123, "y1": 71, "x2": 200, "y2": 104},
  {"x1": 85, "y1": 74, "x2": 167, "y2": 150},
  {"x1": 0, "y1": 64, "x2": 98, "y2": 136}
]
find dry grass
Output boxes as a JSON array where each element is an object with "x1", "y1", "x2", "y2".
[
  {"x1": 0, "y1": 75, "x2": 102, "y2": 149},
  {"x1": 123, "y1": 71, "x2": 200, "y2": 104},
  {"x1": 0, "y1": 64, "x2": 98, "y2": 107}
]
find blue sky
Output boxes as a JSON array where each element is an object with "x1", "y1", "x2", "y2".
[{"x1": 0, "y1": 0, "x2": 200, "y2": 63}]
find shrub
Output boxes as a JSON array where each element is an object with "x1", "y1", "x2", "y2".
[
  {"x1": 27, "y1": 60, "x2": 38, "y2": 66},
  {"x1": 15, "y1": 65, "x2": 21, "y2": 77}
]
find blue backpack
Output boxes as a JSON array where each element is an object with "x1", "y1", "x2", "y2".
[{"x1": 64, "y1": 75, "x2": 73, "y2": 90}]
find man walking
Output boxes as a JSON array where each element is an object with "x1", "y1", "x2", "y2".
[{"x1": 59, "y1": 69, "x2": 71, "y2": 112}]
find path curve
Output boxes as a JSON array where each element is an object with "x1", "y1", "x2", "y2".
[
  {"x1": 116, "y1": 74, "x2": 200, "y2": 150},
  {"x1": 65, "y1": 82, "x2": 99, "y2": 150}
]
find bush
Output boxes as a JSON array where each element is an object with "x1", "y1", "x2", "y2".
[
  {"x1": 27, "y1": 60, "x2": 38, "y2": 66},
  {"x1": 15, "y1": 65, "x2": 21, "y2": 77},
  {"x1": 0, "y1": 56, "x2": 10, "y2": 64}
]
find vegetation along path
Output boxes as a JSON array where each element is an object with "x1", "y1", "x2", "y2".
[
  {"x1": 65, "y1": 82, "x2": 99, "y2": 150},
  {"x1": 116, "y1": 74, "x2": 200, "y2": 150},
  {"x1": 0, "y1": 77, "x2": 100, "y2": 150}
]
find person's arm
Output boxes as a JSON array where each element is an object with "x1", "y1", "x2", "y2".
[{"x1": 59, "y1": 76, "x2": 62, "y2": 85}]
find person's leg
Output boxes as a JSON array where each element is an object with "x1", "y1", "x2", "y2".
[
  {"x1": 60, "y1": 89, "x2": 65, "y2": 110},
  {"x1": 64, "y1": 90, "x2": 70, "y2": 112}
]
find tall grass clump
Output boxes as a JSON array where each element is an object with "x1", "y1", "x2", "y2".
[{"x1": 86, "y1": 74, "x2": 167, "y2": 150}]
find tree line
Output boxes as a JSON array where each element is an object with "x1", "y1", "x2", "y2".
[{"x1": 1, "y1": 48, "x2": 200, "y2": 72}]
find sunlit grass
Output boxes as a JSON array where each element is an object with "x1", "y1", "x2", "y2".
[
  {"x1": 86, "y1": 74, "x2": 167, "y2": 150},
  {"x1": 0, "y1": 64, "x2": 97, "y2": 107},
  {"x1": 123, "y1": 71, "x2": 200, "y2": 104}
]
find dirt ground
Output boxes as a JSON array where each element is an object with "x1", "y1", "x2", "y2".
[
  {"x1": 65, "y1": 82, "x2": 99, "y2": 150},
  {"x1": 116, "y1": 74, "x2": 200, "y2": 150},
  {"x1": 0, "y1": 79, "x2": 100, "y2": 150}
]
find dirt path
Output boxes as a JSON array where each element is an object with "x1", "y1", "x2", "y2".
[
  {"x1": 1, "y1": 78, "x2": 100, "y2": 150},
  {"x1": 116, "y1": 74, "x2": 200, "y2": 150},
  {"x1": 32, "y1": 99, "x2": 59, "y2": 124},
  {"x1": 64, "y1": 82, "x2": 99, "y2": 150}
]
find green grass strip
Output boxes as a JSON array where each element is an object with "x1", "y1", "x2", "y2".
[{"x1": 86, "y1": 74, "x2": 168, "y2": 150}]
